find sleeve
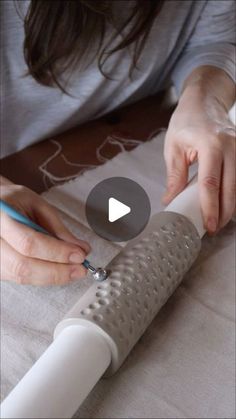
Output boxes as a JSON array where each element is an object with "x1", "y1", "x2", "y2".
[{"x1": 171, "y1": 0, "x2": 236, "y2": 95}]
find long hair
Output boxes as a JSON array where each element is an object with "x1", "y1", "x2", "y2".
[{"x1": 22, "y1": 0, "x2": 164, "y2": 92}]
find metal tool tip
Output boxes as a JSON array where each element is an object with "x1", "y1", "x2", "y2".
[{"x1": 93, "y1": 268, "x2": 108, "y2": 282}]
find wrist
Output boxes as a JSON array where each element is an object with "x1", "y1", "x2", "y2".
[
  {"x1": 178, "y1": 82, "x2": 231, "y2": 123},
  {"x1": 180, "y1": 66, "x2": 235, "y2": 113}
]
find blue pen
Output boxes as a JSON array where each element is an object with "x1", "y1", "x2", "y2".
[{"x1": 0, "y1": 199, "x2": 108, "y2": 281}]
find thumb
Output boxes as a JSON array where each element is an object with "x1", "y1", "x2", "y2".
[{"x1": 162, "y1": 147, "x2": 188, "y2": 205}]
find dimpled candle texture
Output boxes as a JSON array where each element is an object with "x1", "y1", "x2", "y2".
[{"x1": 60, "y1": 212, "x2": 201, "y2": 374}]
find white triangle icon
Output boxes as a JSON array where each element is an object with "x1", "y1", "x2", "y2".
[{"x1": 108, "y1": 197, "x2": 131, "y2": 222}]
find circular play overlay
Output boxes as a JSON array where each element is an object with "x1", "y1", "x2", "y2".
[{"x1": 85, "y1": 177, "x2": 151, "y2": 242}]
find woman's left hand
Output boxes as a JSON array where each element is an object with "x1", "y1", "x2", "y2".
[{"x1": 163, "y1": 84, "x2": 235, "y2": 234}]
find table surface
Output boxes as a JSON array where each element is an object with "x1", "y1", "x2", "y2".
[{"x1": 0, "y1": 92, "x2": 174, "y2": 193}]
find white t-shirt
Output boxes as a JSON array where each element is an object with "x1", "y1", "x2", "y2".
[{"x1": 0, "y1": 0, "x2": 235, "y2": 157}]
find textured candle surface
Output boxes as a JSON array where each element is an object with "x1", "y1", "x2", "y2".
[{"x1": 56, "y1": 212, "x2": 201, "y2": 374}]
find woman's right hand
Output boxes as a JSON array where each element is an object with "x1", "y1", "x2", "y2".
[{"x1": 0, "y1": 178, "x2": 91, "y2": 286}]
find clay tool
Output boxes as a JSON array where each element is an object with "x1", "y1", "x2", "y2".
[{"x1": 0, "y1": 199, "x2": 108, "y2": 281}]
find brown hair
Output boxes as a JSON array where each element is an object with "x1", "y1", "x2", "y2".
[{"x1": 22, "y1": 0, "x2": 164, "y2": 92}]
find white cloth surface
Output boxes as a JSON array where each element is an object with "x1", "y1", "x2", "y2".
[{"x1": 1, "y1": 132, "x2": 235, "y2": 418}]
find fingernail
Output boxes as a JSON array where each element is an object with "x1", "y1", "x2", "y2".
[
  {"x1": 207, "y1": 217, "x2": 217, "y2": 233},
  {"x1": 69, "y1": 252, "x2": 83, "y2": 264}
]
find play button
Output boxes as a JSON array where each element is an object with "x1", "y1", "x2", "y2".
[
  {"x1": 108, "y1": 198, "x2": 131, "y2": 222},
  {"x1": 86, "y1": 177, "x2": 151, "y2": 242}
]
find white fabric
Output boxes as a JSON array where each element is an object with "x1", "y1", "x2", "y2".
[{"x1": 1, "y1": 132, "x2": 235, "y2": 418}]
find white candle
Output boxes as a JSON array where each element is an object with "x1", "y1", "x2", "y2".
[
  {"x1": 1, "y1": 325, "x2": 111, "y2": 419},
  {"x1": 165, "y1": 177, "x2": 205, "y2": 238}
]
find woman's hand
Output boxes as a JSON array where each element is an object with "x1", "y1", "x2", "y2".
[
  {"x1": 163, "y1": 67, "x2": 236, "y2": 234},
  {"x1": 0, "y1": 179, "x2": 91, "y2": 285}
]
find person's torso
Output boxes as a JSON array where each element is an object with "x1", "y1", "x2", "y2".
[{"x1": 0, "y1": 0, "x2": 206, "y2": 157}]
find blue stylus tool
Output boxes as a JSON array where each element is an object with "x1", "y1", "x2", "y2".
[{"x1": 0, "y1": 199, "x2": 107, "y2": 281}]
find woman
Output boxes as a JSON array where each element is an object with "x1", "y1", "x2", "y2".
[{"x1": 0, "y1": 0, "x2": 235, "y2": 285}]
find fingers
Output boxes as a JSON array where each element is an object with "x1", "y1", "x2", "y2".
[
  {"x1": 0, "y1": 238, "x2": 87, "y2": 286},
  {"x1": 32, "y1": 201, "x2": 91, "y2": 253},
  {"x1": 218, "y1": 152, "x2": 236, "y2": 230},
  {"x1": 162, "y1": 145, "x2": 188, "y2": 204},
  {"x1": 198, "y1": 148, "x2": 223, "y2": 233},
  {"x1": 1, "y1": 212, "x2": 87, "y2": 264}
]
